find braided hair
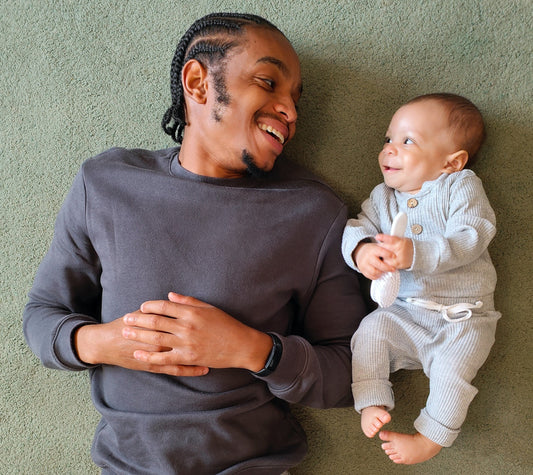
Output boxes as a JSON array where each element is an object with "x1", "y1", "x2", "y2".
[{"x1": 162, "y1": 13, "x2": 283, "y2": 143}]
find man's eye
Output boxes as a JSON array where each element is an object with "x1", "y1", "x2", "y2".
[{"x1": 261, "y1": 78, "x2": 274, "y2": 89}]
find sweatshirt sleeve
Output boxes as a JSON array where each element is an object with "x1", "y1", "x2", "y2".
[
  {"x1": 410, "y1": 174, "x2": 497, "y2": 275},
  {"x1": 259, "y1": 204, "x2": 367, "y2": 408},
  {"x1": 23, "y1": 166, "x2": 102, "y2": 371}
]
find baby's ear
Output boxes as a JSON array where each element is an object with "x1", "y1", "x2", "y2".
[{"x1": 444, "y1": 150, "x2": 469, "y2": 173}]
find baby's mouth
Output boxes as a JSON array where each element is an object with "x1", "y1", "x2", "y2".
[{"x1": 259, "y1": 123, "x2": 285, "y2": 144}]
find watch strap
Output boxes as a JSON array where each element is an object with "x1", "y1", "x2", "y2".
[{"x1": 252, "y1": 333, "x2": 282, "y2": 377}]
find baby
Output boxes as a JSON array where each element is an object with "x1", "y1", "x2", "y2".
[{"x1": 342, "y1": 93, "x2": 501, "y2": 464}]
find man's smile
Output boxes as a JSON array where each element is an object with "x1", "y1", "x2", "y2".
[{"x1": 259, "y1": 123, "x2": 286, "y2": 144}]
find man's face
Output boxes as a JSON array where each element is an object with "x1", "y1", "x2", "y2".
[
  {"x1": 193, "y1": 26, "x2": 302, "y2": 178},
  {"x1": 378, "y1": 100, "x2": 458, "y2": 194}
]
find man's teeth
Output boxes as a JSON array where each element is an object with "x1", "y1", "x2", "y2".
[{"x1": 259, "y1": 124, "x2": 285, "y2": 144}]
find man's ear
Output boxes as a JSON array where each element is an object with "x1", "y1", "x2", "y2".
[
  {"x1": 182, "y1": 59, "x2": 208, "y2": 104},
  {"x1": 444, "y1": 150, "x2": 469, "y2": 173}
]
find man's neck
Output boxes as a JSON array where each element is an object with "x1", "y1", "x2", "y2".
[{"x1": 178, "y1": 135, "x2": 247, "y2": 179}]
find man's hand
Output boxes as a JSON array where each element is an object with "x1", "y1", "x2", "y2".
[
  {"x1": 121, "y1": 292, "x2": 273, "y2": 374},
  {"x1": 74, "y1": 313, "x2": 210, "y2": 377}
]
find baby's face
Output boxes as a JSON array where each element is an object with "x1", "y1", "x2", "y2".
[{"x1": 378, "y1": 100, "x2": 458, "y2": 194}]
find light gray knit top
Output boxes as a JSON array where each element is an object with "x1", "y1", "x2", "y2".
[{"x1": 342, "y1": 170, "x2": 497, "y2": 308}]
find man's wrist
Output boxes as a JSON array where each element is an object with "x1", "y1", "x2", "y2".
[
  {"x1": 74, "y1": 324, "x2": 98, "y2": 365},
  {"x1": 252, "y1": 333, "x2": 283, "y2": 377}
]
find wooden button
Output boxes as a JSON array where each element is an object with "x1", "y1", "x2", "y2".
[
  {"x1": 411, "y1": 224, "x2": 423, "y2": 235},
  {"x1": 407, "y1": 198, "x2": 418, "y2": 208}
]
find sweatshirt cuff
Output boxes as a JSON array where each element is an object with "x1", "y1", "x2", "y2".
[
  {"x1": 53, "y1": 315, "x2": 99, "y2": 370},
  {"x1": 255, "y1": 335, "x2": 312, "y2": 398}
]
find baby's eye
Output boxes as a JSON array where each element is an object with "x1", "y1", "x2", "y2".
[
  {"x1": 404, "y1": 138, "x2": 414, "y2": 144},
  {"x1": 384, "y1": 137, "x2": 391, "y2": 144}
]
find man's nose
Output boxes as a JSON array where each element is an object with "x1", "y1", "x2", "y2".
[{"x1": 274, "y1": 96, "x2": 298, "y2": 123}]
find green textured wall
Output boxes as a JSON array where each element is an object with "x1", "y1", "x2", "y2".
[{"x1": 2, "y1": 1, "x2": 531, "y2": 473}]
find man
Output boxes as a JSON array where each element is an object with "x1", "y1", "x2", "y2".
[{"x1": 24, "y1": 13, "x2": 366, "y2": 474}]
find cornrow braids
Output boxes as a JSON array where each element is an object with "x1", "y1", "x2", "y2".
[{"x1": 162, "y1": 13, "x2": 283, "y2": 143}]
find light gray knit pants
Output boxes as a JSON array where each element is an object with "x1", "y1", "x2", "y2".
[{"x1": 351, "y1": 299, "x2": 500, "y2": 447}]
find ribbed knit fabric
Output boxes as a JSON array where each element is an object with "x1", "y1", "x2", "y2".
[
  {"x1": 342, "y1": 170, "x2": 498, "y2": 302},
  {"x1": 4, "y1": 3, "x2": 530, "y2": 472},
  {"x1": 352, "y1": 301, "x2": 500, "y2": 446},
  {"x1": 345, "y1": 170, "x2": 501, "y2": 446}
]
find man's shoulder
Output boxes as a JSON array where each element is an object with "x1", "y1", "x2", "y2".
[
  {"x1": 81, "y1": 146, "x2": 176, "y2": 173},
  {"x1": 271, "y1": 159, "x2": 343, "y2": 200}
]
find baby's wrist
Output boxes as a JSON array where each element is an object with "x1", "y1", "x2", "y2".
[{"x1": 353, "y1": 240, "x2": 371, "y2": 266}]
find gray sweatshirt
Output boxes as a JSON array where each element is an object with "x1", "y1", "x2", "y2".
[{"x1": 23, "y1": 147, "x2": 366, "y2": 475}]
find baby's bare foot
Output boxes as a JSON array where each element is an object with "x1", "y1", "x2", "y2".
[
  {"x1": 379, "y1": 430, "x2": 442, "y2": 464},
  {"x1": 360, "y1": 406, "x2": 391, "y2": 438}
]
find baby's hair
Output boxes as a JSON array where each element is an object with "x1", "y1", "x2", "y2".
[
  {"x1": 162, "y1": 13, "x2": 283, "y2": 143},
  {"x1": 406, "y1": 93, "x2": 486, "y2": 167}
]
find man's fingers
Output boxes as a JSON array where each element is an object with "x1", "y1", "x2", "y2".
[
  {"x1": 140, "y1": 299, "x2": 181, "y2": 317},
  {"x1": 168, "y1": 292, "x2": 213, "y2": 308},
  {"x1": 134, "y1": 358, "x2": 209, "y2": 377},
  {"x1": 122, "y1": 325, "x2": 176, "y2": 347},
  {"x1": 131, "y1": 349, "x2": 209, "y2": 375},
  {"x1": 124, "y1": 308, "x2": 185, "y2": 332}
]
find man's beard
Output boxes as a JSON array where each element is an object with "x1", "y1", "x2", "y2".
[
  {"x1": 211, "y1": 71, "x2": 272, "y2": 179},
  {"x1": 241, "y1": 150, "x2": 269, "y2": 178},
  {"x1": 212, "y1": 67, "x2": 230, "y2": 123}
]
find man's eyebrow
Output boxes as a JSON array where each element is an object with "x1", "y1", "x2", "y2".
[
  {"x1": 256, "y1": 56, "x2": 289, "y2": 75},
  {"x1": 256, "y1": 56, "x2": 303, "y2": 95}
]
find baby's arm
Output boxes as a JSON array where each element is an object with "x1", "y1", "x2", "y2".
[
  {"x1": 408, "y1": 174, "x2": 496, "y2": 275},
  {"x1": 342, "y1": 186, "x2": 402, "y2": 279}
]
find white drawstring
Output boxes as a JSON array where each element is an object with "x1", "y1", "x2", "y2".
[{"x1": 405, "y1": 298, "x2": 483, "y2": 322}]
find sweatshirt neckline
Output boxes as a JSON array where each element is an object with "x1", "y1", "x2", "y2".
[{"x1": 169, "y1": 149, "x2": 261, "y2": 187}]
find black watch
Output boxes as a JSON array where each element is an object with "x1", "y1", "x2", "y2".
[{"x1": 252, "y1": 333, "x2": 283, "y2": 377}]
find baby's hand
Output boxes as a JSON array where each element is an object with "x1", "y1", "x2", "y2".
[
  {"x1": 375, "y1": 234, "x2": 413, "y2": 270},
  {"x1": 353, "y1": 242, "x2": 396, "y2": 280}
]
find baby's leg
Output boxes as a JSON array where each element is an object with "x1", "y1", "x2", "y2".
[
  {"x1": 361, "y1": 406, "x2": 391, "y2": 438},
  {"x1": 379, "y1": 430, "x2": 442, "y2": 464},
  {"x1": 352, "y1": 309, "x2": 413, "y2": 422},
  {"x1": 415, "y1": 311, "x2": 499, "y2": 447}
]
